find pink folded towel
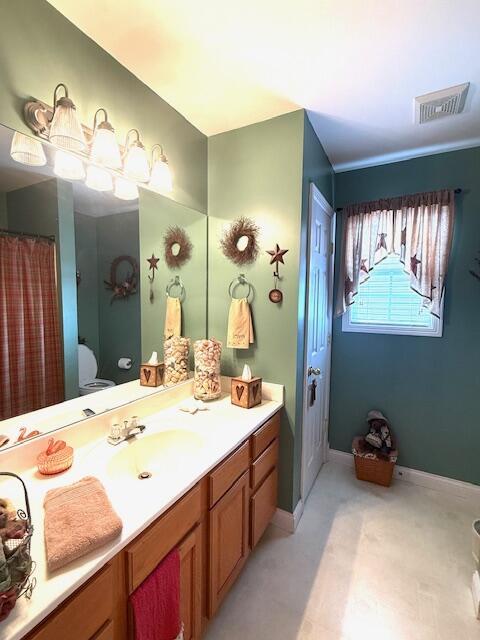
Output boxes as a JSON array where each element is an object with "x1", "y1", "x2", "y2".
[
  {"x1": 44, "y1": 476, "x2": 123, "y2": 572},
  {"x1": 130, "y1": 548, "x2": 182, "y2": 640}
]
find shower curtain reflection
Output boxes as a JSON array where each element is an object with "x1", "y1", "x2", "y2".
[{"x1": 0, "y1": 234, "x2": 64, "y2": 420}]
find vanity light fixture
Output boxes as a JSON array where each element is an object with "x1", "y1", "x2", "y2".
[
  {"x1": 10, "y1": 131, "x2": 47, "y2": 166},
  {"x1": 148, "y1": 144, "x2": 173, "y2": 193},
  {"x1": 114, "y1": 176, "x2": 139, "y2": 201},
  {"x1": 54, "y1": 150, "x2": 85, "y2": 181},
  {"x1": 89, "y1": 108, "x2": 122, "y2": 170},
  {"x1": 48, "y1": 84, "x2": 87, "y2": 153},
  {"x1": 123, "y1": 129, "x2": 150, "y2": 183},
  {"x1": 85, "y1": 164, "x2": 113, "y2": 192}
]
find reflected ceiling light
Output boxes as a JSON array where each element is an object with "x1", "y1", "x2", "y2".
[
  {"x1": 49, "y1": 83, "x2": 86, "y2": 152},
  {"x1": 85, "y1": 165, "x2": 113, "y2": 192},
  {"x1": 89, "y1": 108, "x2": 121, "y2": 170},
  {"x1": 123, "y1": 129, "x2": 150, "y2": 182},
  {"x1": 10, "y1": 131, "x2": 46, "y2": 166},
  {"x1": 114, "y1": 176, "x2": 139, "y2": 201},
  {"x1": 148, "y1": 144, "x2": 173, "y2": 193},
  {"x1": 54, "y1": 150, "x2": 85, "y2": 180}
]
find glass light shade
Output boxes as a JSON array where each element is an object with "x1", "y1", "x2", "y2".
[
  {"x1": 85, "y1": 165, "x2": 113, "y2": 192},
  {"x1": 49, "y1": 97, "x2": 86, "y2": 152},
  {"x1": 90, "y1": 126, "x2": 122, "y2": 169},
  {"x1": 10, "y1": 132, "x2": 46, "y2": 166},
  {"x1": 123, "y1": 143, "x2": 150, "y2": 182},
  {"x1": 54, "y1": 150, "x2": 85, "y2": 180},
  {"x1": 114, "y1": 176, "x2": 139, "y2": 201},
  {"x1": 149, "y1": 158, "x2": 173, "y2": 193}
]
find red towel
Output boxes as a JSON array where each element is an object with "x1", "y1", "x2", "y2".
[{"x1": 130, "y1": 549, "x2": 182, "y2": 640}]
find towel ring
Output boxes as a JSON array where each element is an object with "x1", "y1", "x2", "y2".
[
  {"x1": 228, "y1": 273, "x2": 253, "y2": 300},
  {"x1": 166, "y1": 275, "x2": 185, "y2": 301}
]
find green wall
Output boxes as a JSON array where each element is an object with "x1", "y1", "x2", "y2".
[
  {"x1": 75, "y1": 212, "x2": 99, "y2": 356},
  {"x1": 0, "y1": 191, "x2": 7, "y2": 226},
  {"x1": 139, "y1": 189, "x2": 207, "y2": 366},
  {"x1": 331, "y1": 146, "x2": 480, "y2": 484},
  {"x1": 6, "y1": 179, "x2": 78, "y2": 399},
  {"x1": 96, "y1": 211, "x2": 141, "y2": 384},
  {"x1": 208, "y1": 110, "x2": 334, "y2": 511},
  {"x1": 75, "y1": 210, "x2": 141, "y2": 385},
  {"x1": 0, "y1": 0, "x2": 207, "y2": 213}
]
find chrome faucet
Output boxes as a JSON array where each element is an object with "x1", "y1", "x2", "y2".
[{"x1": 107, "y1": 416, "x2": 146, "y2": 445}]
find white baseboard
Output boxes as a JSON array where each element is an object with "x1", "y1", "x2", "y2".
[
  {"x1": 328, "y1": 448, "x2": 480, "y2": 500},
  {"x1": 271, "y1": 499, "x2": 304, "y2": 534}
]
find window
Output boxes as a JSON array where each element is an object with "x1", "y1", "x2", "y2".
[{"x1": 342, "y1": 255, "x2": 443, "y2": 337}]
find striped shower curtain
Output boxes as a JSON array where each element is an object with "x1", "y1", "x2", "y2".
[{"x1": 0, "y1": 235, "x2": 64, "y2": 420}]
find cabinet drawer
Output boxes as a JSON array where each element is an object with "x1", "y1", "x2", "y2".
[
  {"x1": 90, "y1": 619, "x2": 114, "y2": 640},
  {"x1": 251, "y1": 439, "x2": 278, "y2": 490},
  {"x1": 250, "y1": 468, "x2": 278, "y2": 548},
  {"x1": 209, "y1": 440, "x2": 250, "y2": 507},
  {"x1": 251, "y1": 412, "x2": 280, "y2": 459},
  {"x1": 28, "y1": 564, "x2": 113, "y2": 640},
  {"x1": 126, "y1": 484, "x2": 201, "y2": 593}
]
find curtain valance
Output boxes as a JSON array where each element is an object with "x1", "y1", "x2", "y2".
[{"x1": 335, "y1": 189, "x2": 455, "y2": 319}]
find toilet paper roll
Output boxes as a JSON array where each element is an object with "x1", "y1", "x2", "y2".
[{"x1": 118, "y1": 357, "x2": 132, "y2": 370}]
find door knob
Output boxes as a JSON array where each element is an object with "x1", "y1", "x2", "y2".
[{"x1": 308, "y1": 366, "x2": 321, "y2": 376}]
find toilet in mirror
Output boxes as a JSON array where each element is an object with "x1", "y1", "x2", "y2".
[
  {"x1": 0, "y1": 124, "x2": 207, "y2": 450},
  {"x1": 78, "y1": 344, "x2": 115, "y2": 396}
]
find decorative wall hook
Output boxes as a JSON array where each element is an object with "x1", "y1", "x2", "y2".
[
  {"x1": 147, "y1": 254, "x2": 159, "y2": 303},
  {"x1": 266, "y1": 244, "x2": 288, "y2": 303}
]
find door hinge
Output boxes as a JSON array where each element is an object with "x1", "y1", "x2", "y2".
[
  {"x1": 330, "y1": 242, "x2": 334, "y2": 256},
  {"x1": 327, "y1": 334, "x2": 332, "y2": 346}
]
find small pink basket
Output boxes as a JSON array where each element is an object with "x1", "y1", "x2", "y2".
[{"x1": 37, "y1": 446, "x2": 73, "y2": 475}]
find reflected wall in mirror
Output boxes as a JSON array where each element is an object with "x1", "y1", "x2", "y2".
[
  {"x1": 139, "y1": 188, "x2": 207, "y2": 371},
  {"x1": 0, "y1": 125, "x2": 207, "y2": 451}
]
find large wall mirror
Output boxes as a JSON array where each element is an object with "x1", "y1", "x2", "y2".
[{"x1": 0, "y1": 124, "x2": 207, "y2": 451}]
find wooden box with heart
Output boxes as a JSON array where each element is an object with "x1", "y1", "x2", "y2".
[
  {"x1": 140, "y1": 363, "x2": 165, "y2": 387},
  {"x1": 231, "y1": 376, "x2": 262, "y2": 409}
]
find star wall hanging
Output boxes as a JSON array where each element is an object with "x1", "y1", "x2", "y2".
[
  {"x1": 266, "y1": 243, "x2": 289, "y2": 265},
  {"x1": 147, "y1": 253, "x2": 159, "y2": 303},
  {"x1": 266, "y1": 244, "x2": 289, "y2": 303}
]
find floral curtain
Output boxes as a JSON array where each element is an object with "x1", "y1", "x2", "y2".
[
  {"x1": 0, "y1": 236, "x2": 64, "y2": 420},
  {"x1": 335, "y1": 189, "x2": 455, "y2": 318}
]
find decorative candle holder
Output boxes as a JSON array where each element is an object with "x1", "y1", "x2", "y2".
[
  {"x1": 231, "y1": 376, "x2": 262, "y2": 409},
  {"x1": 140, "y1": 363, "x2": 164, "y2": 387}
]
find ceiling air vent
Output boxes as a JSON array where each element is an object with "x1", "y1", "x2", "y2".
[{"x1": 415, "y1": 82, "x2": 470, "y2": 124}]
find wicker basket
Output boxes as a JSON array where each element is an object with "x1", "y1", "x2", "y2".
[
  {"x1": 0, "y1": 472, "x2": 35, "y2": 622},
  {"x1": 354, "y1": 454, "x2": 395, "y2": 487},
  {"x1": 37, "y1": 446, "x2": 73, "y2": 475}
]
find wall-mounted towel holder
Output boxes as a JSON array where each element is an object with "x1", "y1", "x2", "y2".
[
  {"x1": 229, "y1": 273, "x2": 253, "y2": 300},
  {"x1": 166, "y1": 275, "x2": 185, "y2": 301}
]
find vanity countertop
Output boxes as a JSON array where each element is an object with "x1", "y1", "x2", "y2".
[{"x1": 1, "y1": 382, "x2": 284, "y2": 640}]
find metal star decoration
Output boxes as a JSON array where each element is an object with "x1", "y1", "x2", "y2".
[
  {"x1": 266, "y1": 244, "x2": 289, "y2": 265},
  {"x1": 147, "y1": 254, "x2": 159, "y2": 272}
]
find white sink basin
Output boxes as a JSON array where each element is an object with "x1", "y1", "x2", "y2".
[{"x1": 107, "y1": 430, "x2": 204, "y2": 480}]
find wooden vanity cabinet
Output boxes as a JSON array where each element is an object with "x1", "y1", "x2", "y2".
[
  {"x1": 208, "y1": 470, "x2": 250, "y2": 617},
  {"x1": 22, "y1": 410, "x2": 281, "y2": 640}
]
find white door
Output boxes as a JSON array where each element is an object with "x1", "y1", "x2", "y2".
[{"x1": 301, "y1": 183, "x2": 335, "y2": 501}]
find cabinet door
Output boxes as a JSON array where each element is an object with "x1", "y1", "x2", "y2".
[
  {"x1": 179, "y1": 524, "x2": 202, "y2": 640},
  {"x1": 208, "y1": 470, "x2": 250, "y2": 617},
  {"x1": 250, "y1": 468, "x2": 278, "y2": 549}
]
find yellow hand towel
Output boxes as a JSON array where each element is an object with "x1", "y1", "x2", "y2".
[
  {"x1": 165, "y1": 295, "x2": 181, "y2": 339},
  {"x1": 227, "y1": 298, "x2": 254, "y2": 349}
]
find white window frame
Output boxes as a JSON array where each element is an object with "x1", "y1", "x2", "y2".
[{"x1": 342, "y1": 272, "x2": 445, "y2": 338}]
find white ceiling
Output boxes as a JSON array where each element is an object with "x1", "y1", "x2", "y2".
[{"x1": 48, "y1": 0, "x2": 480, "y2": 171}]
